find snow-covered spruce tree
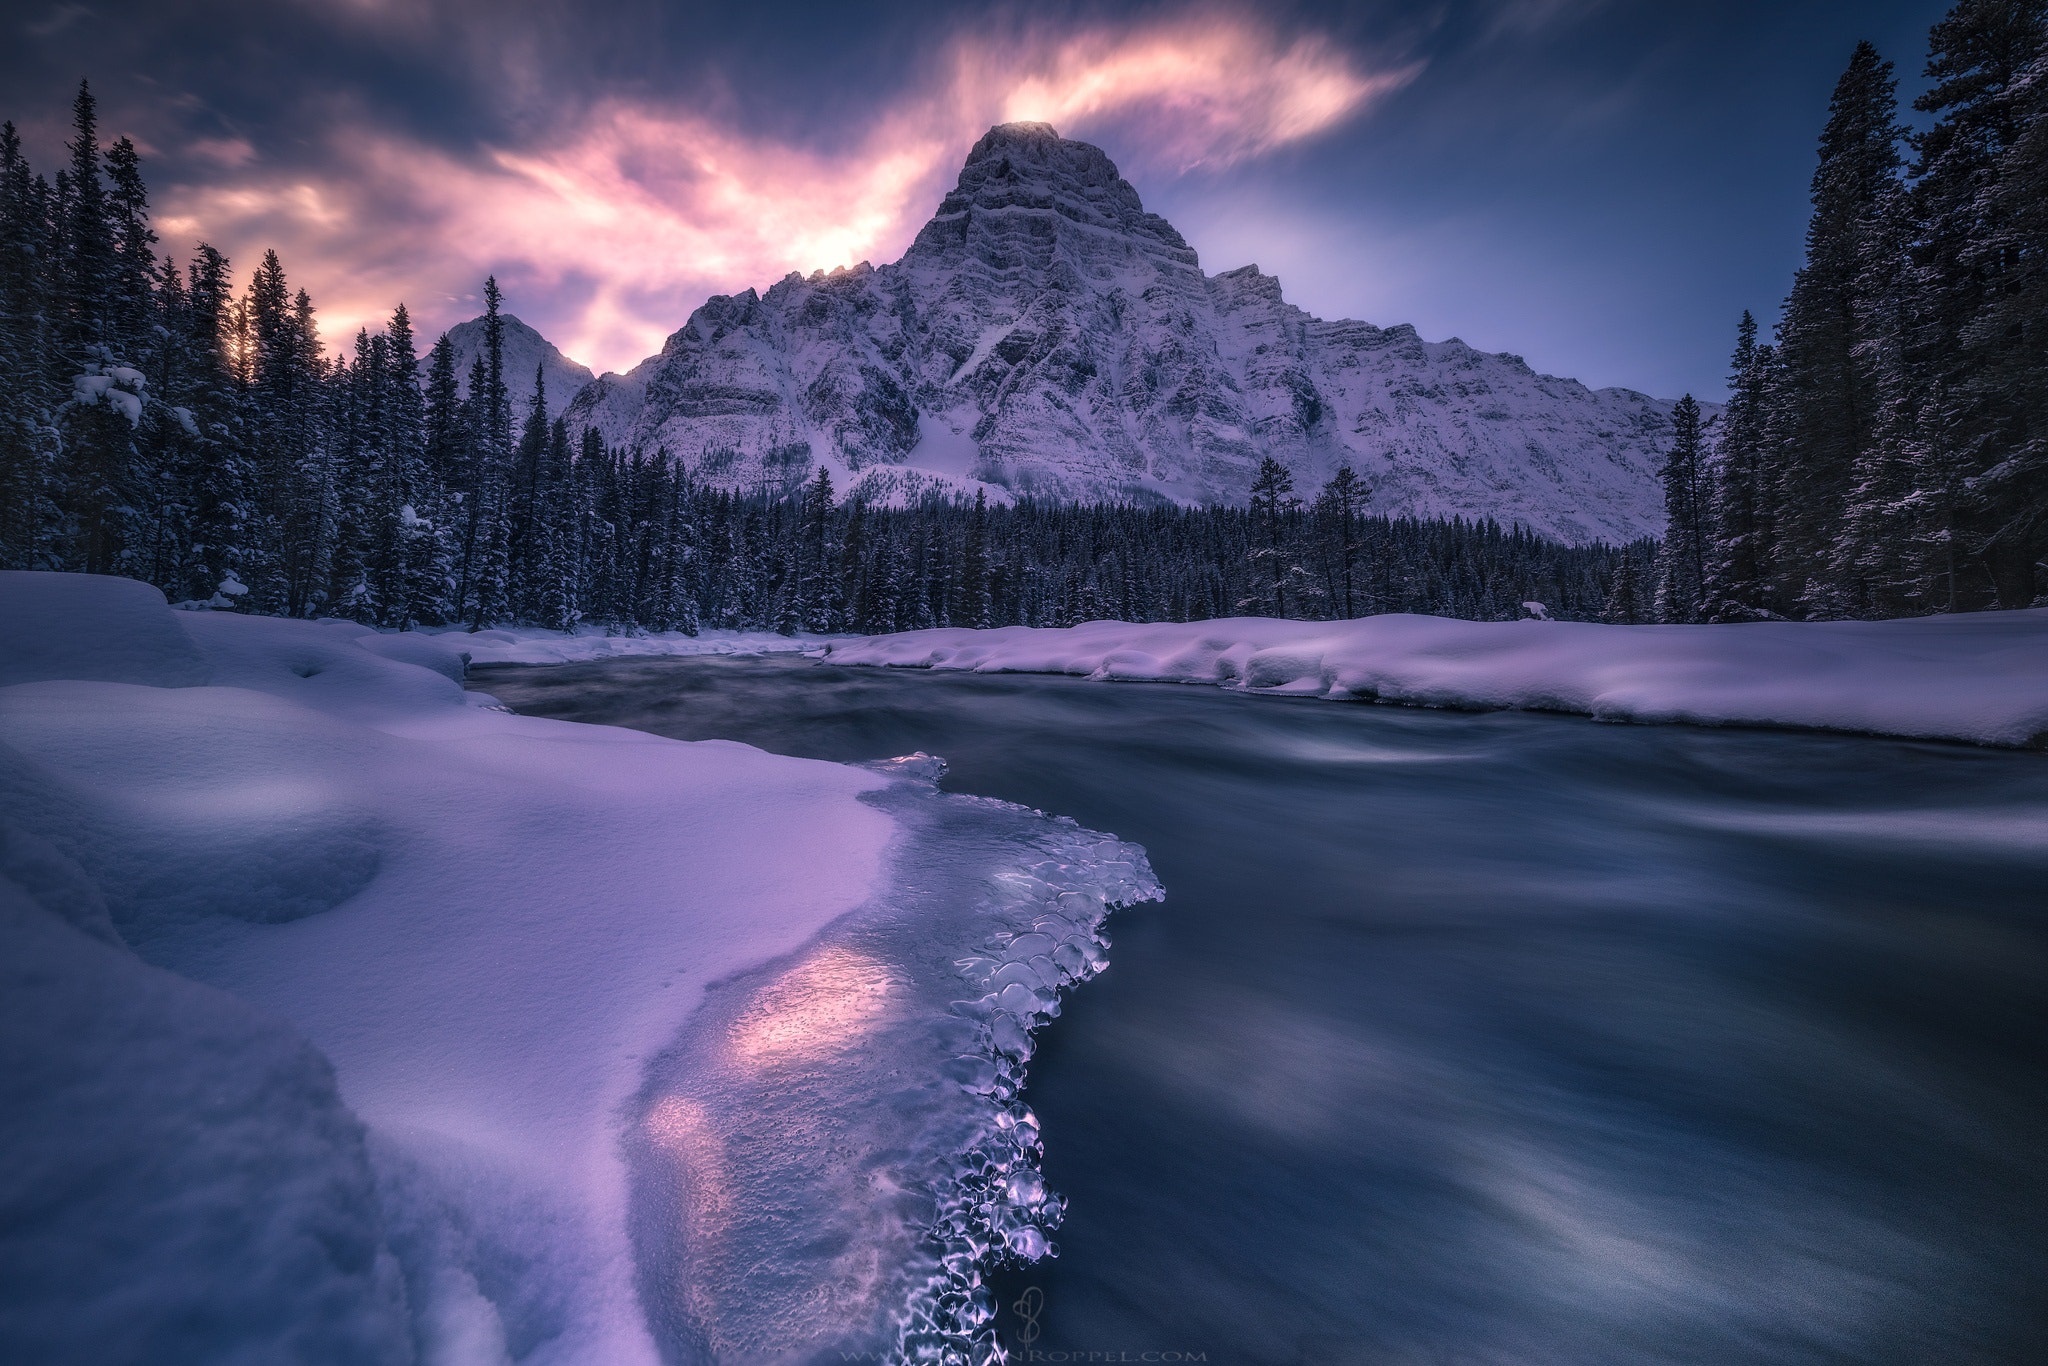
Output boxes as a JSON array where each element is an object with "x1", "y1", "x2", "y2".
[
  {"x1": 51, "y1": 81, "x2": 148, "y2": 579},
  {"x1": 456, "y1": 278, "x2": 514, "y2": 628},
  {"x1": 533, "y1": 416, "x2": 583, "y2": 631},
  {"x1": 382, "y1": 303, "x2": 449, "y2": 627},
  {"x1": 839, "y1": 494, "x2": 878, "y2": 632},
  {"x1": 1242, "y1": 455, "x2": 1307, "y2": 617},
  {"x1": 1763, "y1": 41, "x2": 1907, "y2": 619},
  {"x1": 1312, "y1": 465, "x2": 1370, "y2": 618},
  {"x1": 1702, "y1": 314, "x2": 1777, "y2": 621},
  {"x1": 177, "y1": 244, "x2": 257, "y2": 605},
  {"x1": 957, "y1": 488, "x2": 993, "y2": 629},
  {"x1": 1830, "y1": 171, "x2": 1929, "y2": 616},
  {"x1": 239, "y1": 256, "x2": 334, "y2": 616},
  {"x1": 1910, "y1": 0, "x2": 2048, "y2": 608},
  {"x1": 0, "y1": 121, "x2": 61, "y2": 570},
  {"x1": 1654, "y1": 395, "x2": 1709, "y2": 622},
  {"x1": 797, "y1": 464, "x2": 841, "y2": 632},
  {"x1": 506, "y1": 363, "x2": 551, "y2": 621}
]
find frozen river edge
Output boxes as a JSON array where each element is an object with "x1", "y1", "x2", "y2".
[
  {"x1": 0, "y1": 572, "x2": 1157, "y2": 1364},
  {"x1": 822, "y1": 612, "x2": 2048, "y2": 749}
]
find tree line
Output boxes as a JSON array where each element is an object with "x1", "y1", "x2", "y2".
[
  {"x1": 0, "y1": 81, "x2": 1642, "y2": 633},
  {"x1": 1654, "y1": 1, "x2": 2047, "y2": 621}
]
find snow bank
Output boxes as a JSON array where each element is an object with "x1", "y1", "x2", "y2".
[
  {"x1": 0, "y1": 833, "x2": 412, "y2": 1366},
  {"x1": 0, "y1": 572, "x2": 894, "y2": 1363},
  {"x1": 424, "y1": 624, "x2": 846, "y2": 667},
  {"x1": 825, "y1": 612, "x2": 2048, "y2": 748}
]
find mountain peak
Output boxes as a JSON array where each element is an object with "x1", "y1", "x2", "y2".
[
  {"x1": 565, "y1": 126, "x2": 1692, "y2": 544},
  {"x1": 430, "y1": 312, "x2": 593, "y2": 420},
  {"x1": 965, "y1": 121, "x2": 1063, "y2": 160},
  {"x1": 956, "y1": 121, "x2": 1124, "y2": 187}
]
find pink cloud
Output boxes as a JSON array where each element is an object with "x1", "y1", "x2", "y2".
[{"x1": 155, "y1": 11, "x2": 1414, "y2": 375}]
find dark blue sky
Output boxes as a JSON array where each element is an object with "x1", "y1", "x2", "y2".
[{"x1": 4, "y1": 1, "x2": 1954, "y2": 397}]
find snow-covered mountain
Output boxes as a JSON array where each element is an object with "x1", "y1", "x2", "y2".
[
  {"x1": 567, "y1": 123, "x2": 1690, "y2": 544},
  {"x1": 430, "y1": 313, "x2": 593, "y2": 421}
]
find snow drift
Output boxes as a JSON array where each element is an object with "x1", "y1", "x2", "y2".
[
  {"x1": 0, "y1": 572, "x2": 1156, "y2": 1364},
  {"x1": 824, "y1": 612, "x2": 2048, "y2": 749}
]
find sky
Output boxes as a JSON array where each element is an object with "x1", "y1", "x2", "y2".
[{"x1": 3, "y1": 0, "x2": 1957, "y2": 399}]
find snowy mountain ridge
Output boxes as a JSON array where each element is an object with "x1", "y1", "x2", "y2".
[
  {"x1": 429, "y1": 313, "x2": 593, "y2": 421},
  {"x1": 554, "y1": 123, "x2": 1691, "y2": 545}
]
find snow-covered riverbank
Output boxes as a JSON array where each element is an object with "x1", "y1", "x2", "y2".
[
  {"x1": 0, "y1": 572, "x2": 1153, "y2": 1363},
  {"x1": 824, "y1": 612, "x2": 2048, "y2": 748}
]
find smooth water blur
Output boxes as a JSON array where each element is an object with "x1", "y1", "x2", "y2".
[{"x1": 473, "y1": 657, "x2": 2048, "y2": 1365}]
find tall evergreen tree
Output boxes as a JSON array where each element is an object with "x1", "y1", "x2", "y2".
[
  {"x1": 0, "y1": 122, "x2": 59, "y2": 569},
  {"x1": 1655, "y1": 395, "x2": 1709, "y2": 621},
  {"x1": 958, "y1": 488, "x2": 992, "y2": 629},
  {"x1": 1312, "y1": 465, "x2": 1370, "y2": 618},
  {"x1": 1764, "y1": 42, "x2": 1906, "y2": 617},
  {"x1": 54, "y1": 81, "x2": 113, "y2": 367},
  {"x1": 1242, "y1": 456, "x2": 1303, "y2": 616},
  {"x1": 1910, "y1": 0, "x2": 2048, "y2": 606},
  {"x1": 1703, "y1": 314, "x2": 1775, "y2": 620}
]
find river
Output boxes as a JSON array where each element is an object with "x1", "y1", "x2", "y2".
[{"x1": 471, "y1": 655, "x2": 2048, "y2": 1365}]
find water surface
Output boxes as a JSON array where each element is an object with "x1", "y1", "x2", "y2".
[{"x1": 473, "y1": 656, "x2": 2048, "y2": 1365}]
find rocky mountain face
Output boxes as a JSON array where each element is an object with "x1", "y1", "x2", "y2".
[
  {"x1": 430, "y1": 314, "x2": 593, "y2": 421},
  {"x1": 565, "y1": 123, "x2": 1690, "y2": 544}
]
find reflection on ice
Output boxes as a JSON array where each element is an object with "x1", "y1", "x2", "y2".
[
  {"x1": 728, "y1": 947, "x2": 902, "y2": 1067},
  {"x1": 624, "y1": 756, "x2": 1159, "y2": 1364}
]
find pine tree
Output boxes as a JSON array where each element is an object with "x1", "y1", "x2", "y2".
[
  {"x1": 53, "y1": 81, "x2": 113, "y2": 368},
  {"x1": 1654, "y1": 395, "x2": 1708, "y2": 621},
  {"x1": 103, "y1": 136, "x2": 156, "y2": 363},
  {"x1": 534, "y1": 416, "x2": 582, "y2": 630},
  {"x1": 178, "y1": 244, "x2": 256, "y2": 603},
  {"x1": 795, "y1": 464, "x2": 839, "y2": 631},
  {"x1": 508, "y1": 362, "x2": 550, "y2": 618},
  {"x1": 1312, "y1": 465, "x2": 1370, "y2": 618},
  {"x1": 1241, "y1": 456, "x2": 1305, "y2": 616},
  {"x1": 958, "y1": 488, "x2": 992, "y2": 628},
  {"x1": 1764, "y1": 41, "x2": 1906, "y2": 617},
  {"x1": 1703, "y1": 315, "x2": 1775, "y2": 620},
  {"x1": 1831, "y1": 173, "x2": 1927, "y2": 615},
  {"x1": 463, "y1": 278, "x2": 514, "y2": 627},
  {"x1": 0, "y1": 121, "x2": 60, "y2": 569},
  {"x1": 1910, "y1": 0, "x2": 2048, "y2": 607}
]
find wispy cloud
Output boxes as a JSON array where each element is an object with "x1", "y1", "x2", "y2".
[{"x1": 154, "y1": 10, "x2": 1414, "y2": 373}]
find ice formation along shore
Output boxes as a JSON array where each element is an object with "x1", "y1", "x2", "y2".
[
  {"x1": 0, "y1": 571, "x2": 1157, "y2": 1364},
  {"x1": 825, "y1": 612, "x2": 2048, "y2": 748}
]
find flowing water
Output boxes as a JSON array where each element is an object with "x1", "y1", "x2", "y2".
[{"x1": 472, "y1": 655, "x2": 2048, "y2": 1365}]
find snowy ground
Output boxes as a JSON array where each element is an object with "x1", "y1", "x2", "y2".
[
  {"x1": 0, "y1": 573, "x2": 1154, "y2": 1364},
  {"x1": 824, "y1": 613, "x2": 2048, "y2": 748}
]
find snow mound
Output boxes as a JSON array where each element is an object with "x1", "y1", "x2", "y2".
[
  {"x1": 0, "y1": 572, "x2": 210, "y2": 689},
  {"x1": 0, "y1": 840, "x2": 413, "y2": 1366},
  {"x1": 0, "y1": 573, "x2": 894, "y2": 1363},
  {"x1": 0, "y1": 573, "x2": 1166, "y2": 1363},
  {"x1": 825, "y1": 612, "x2": 2048, "y2": 748}
]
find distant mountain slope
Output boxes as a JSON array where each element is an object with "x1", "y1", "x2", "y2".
[
  {"x1": 428, "y1": 313, "x2": 593, "y2": 421},
  {"x1": 566, "y1": 123, "x2": 1695, "y2": 544}
]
